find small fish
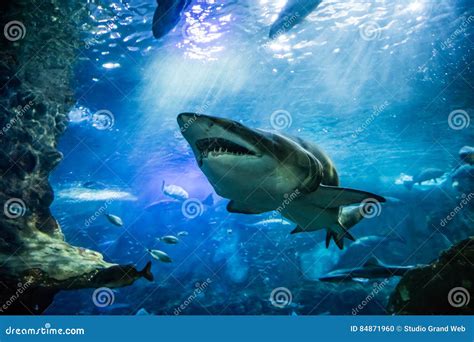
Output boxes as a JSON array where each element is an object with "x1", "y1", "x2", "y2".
[
  {"x1": 227, "y1": 229, "x2": 233, "y2": 235},
  {"x1": 158, "y1": 235, "x2": 179, "y2": 244},
  {"x1": 162, "y1": 181, "x2": 189, "y2": 201},
  {"x1": 177, "y1": 231, "x2": 189, "y2": 237},
  {"x1": 148, "y1": 249, "x2": 173, "y2": 263},
  {"x1": 105, "y1": 213, "x2": 123, "y2": 227},
  {"x1": 246, "y1": 218, "x2": 292, "y2": 228},
  {"x1": 404, "y1": 168, "x2": 445, "y2": 190}
]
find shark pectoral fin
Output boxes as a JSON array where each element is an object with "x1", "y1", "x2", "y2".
[
  {"x1": 313, "y1": 185, "x2": 386, "y2": 208},
  {"x1": 202, "y1": 193, "x2": 214, "y2": 206},
  {"x1": 290, "y1": 225, "x2": 304, "y2": 234},
  {"x1": 226, "y1": 201, "x2": 269, "y2": 214}
]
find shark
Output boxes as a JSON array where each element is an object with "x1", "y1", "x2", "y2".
[
  {"x1": 152, "y1": 0, "x2": 190, "y2": 39},
  {"x1": 177, "y1": 113, "x2": 386, "y2": 249},
  {"x1": 318, "y1": 257, "x2": 416, "y2": 282},
  {"x1": 269, "y1": 0, "x2": 323, "y2": 39}
]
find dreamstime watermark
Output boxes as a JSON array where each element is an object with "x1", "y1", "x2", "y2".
[
  {"x1": 4, "y1": 21, "x2": 26, "y2": 41},
  {"x1": 448, "y1": 109, "x2": 470, "y2": 130},
  {"x1": 84, "y1": 200, "x2": 112, "y2": 227},
  {"x1": 181, "y1": 198, "x2": 204, "y2": 219},
  {"x1": 0, "y1": 100, "x2": 35, "y2": 136},
  {"x1": 352, "y1": 278, "x2": 389, "y2": 315},
  {"x1": 173, "y1": 278, "x2": 213, "y2": 315},
  {"x1": 3, "y1": 198, "x2": 27, "y2": 219},
  {"x1": 352, "y1": 101, "x2": 389, "y2": 138},
  {"x1": 359, "y1": 21, "x2": 381, "y2": 41},
  {"x1": 92, "y1": 109, "x2": 115, "y2": 130},
  {"x1": 440, "y1": 192, "x2": 473, "y2": 228},
  {"x1": 0, "y1": 280, "x2": 33, "y2": 313},
  {"x1": 92, "y1": 287, "x2": 115, "y2": 307},
  {"x1": 447, "y1": 287, "x2": 470, "y2": 308},
  {"x1": 176, "y1": 113, "x2": 199, "y2": 138},
  {"x1": 270, "y1": 287, "x2": 292, "y2": 308},
  {"x1": 270, "y1": 109, "x2": 292, "y2": 130},
  {"x1": 440, "y1": 15, "x2": 474, "y2": 50},
  {"x1": 5, "y1": 323, "x2": 85, "y2": 336},
  {"x1": 359, "y1": 198, "x2": 382, "y2": 219},
  {"x1": 266, "y1": 12, "x2": 301, "y2": 41}
]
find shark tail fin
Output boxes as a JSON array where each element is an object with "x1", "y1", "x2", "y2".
[
  {"x1": 325, "y1": 225, "x2": 355, "y2": 250},
  {"x1": 140, "y1": 261, "x2": 154, "y2": 282}
]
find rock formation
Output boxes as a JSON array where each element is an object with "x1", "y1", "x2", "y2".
[
  {"x1": 0, "y1": 0, "x2": 151, "y2": 314},
  {"x1": 387, "y1": 237, "x2": 474, "y2": 314}
]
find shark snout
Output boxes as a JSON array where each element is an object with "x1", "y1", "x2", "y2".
[{"x1": 177, "y1": 112, "x2": 201, "y2": 130}]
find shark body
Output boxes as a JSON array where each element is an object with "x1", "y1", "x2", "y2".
[
  {"x1": 319, "y1": 257, "x2": 415, "y2": 282},
  {"x1": 177, "y1": 113, "x2": 385, "y2": 249}
]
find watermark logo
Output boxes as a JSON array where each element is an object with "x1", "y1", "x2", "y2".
[
  {"x1": 0, "y1": 101, "x2": 35, "y2": 137},
  {"x1": 448, "y1": 109, "x2": 470, "y2": 130},
  {"x1": 0, "y1": 280, "x2": 33, "y2": 313},
  {"x1": 266, "y1": 12, "x2": 301, "y2": 41},
  {"x1": 92, "y1": 287, "x2": 115, "y2": 307},
  {"x1": 92, "y1": 110, "x2": 115, "y2": 130},
  {"x1": 4, "y1": 21, "x2": 26, "y2": 41},
  {"x1": 359, "y1": 21, "x2": 381, "y2": 41},
  {"x1": 440, "y1": 15, "x2": 474, "y2": 50},
  {"x1": 352, "y1": 101, "x2": 389, "y2": 138},
  {"x1": 85, "y1": 200, "x2": 112, "y2": 227},
  {"x1": 359, "y1": 198, "x2": 382, "y2": 219},
  {"x1": 4, "y1": 198, "x2": 26, "y2": 219},
  {"x1": 173, "y1": 278, "x2": 213, "y2": 315},
  {"x1": 270, "y1": 287, "x2": 292, "y2": 308},
  {"x1": 448, "y1": 287, "x2": 470, "y2": 308},
  {"x1": 270, "y1": 110, "x2": 292, "y2": 130},
  {"x1": 440, "y1": 193, "x2": 473, "y2": 228},
  {"x1": 181, "y1": 198, "x2": 204, "y2": 219},
  {"x1": 352, "y1": 279, "x2": 389, "y2": 315}
]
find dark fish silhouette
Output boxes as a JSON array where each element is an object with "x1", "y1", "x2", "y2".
[
  {"x1": 152, "y1": 0, "x2": 191, "y2": 39},
  {"x1": 319, "y1": 257, "x2": 416, "y2": 282},
  {"x1": 404, "y1": 168, "x2": 445, "y2": 190},
  {"x1": 269, "y1": 0, "x2": 323, "y2": 39}
]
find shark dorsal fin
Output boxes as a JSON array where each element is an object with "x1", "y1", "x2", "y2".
[{"x1": 363, "y1": 256, "x2": 382, "y2": 267}]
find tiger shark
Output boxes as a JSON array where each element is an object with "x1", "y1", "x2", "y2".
[{"x1": 177, "y1": 113, "x2": 386, "y2": 249}]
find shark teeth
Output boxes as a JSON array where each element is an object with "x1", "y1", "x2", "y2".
[{"x1": 195, "y1": 138, "x2": 256, "y2": 159}]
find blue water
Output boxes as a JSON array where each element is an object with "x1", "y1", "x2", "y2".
[{"x1": 46, "y1": 0, "x2": 473, "y2": 315}]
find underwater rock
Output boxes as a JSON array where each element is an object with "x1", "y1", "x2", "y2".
[
  {"x1": 0, "y1": 0, "x2": 150, "y2": 314},
  {"x1": 387, "y1": 237, "x2": 474, "y2": 314}
]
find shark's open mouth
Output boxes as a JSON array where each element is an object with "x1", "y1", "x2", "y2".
[{"x1": 195, "y1": 138, "x2": 257, "y2": 166}]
